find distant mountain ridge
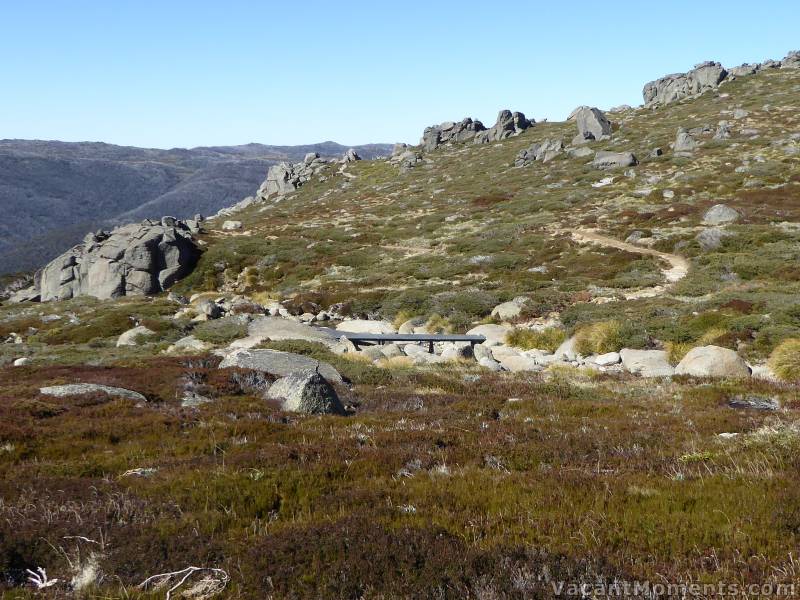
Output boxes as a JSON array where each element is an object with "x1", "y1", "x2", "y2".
[{"x1": 0, "y1": 139, "x2": 393, "y2": 274}]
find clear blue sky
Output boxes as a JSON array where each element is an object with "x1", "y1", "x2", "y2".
[{"x1": 1, "y1": 0, "x2": 798, "y2": 149}]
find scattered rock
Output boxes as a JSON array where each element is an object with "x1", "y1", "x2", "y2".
[
  {"x1": 166, "y1": 335, "x2": 213, "y2": 354},
  {"x1": 728, "y1": 395, "x2": 780, "y2": 411},
  {"x1": 714, "y1": 121, "x2": 732, "y2": 140},
  {"x1": 696, "y1": 228, "x2": 732, "y2": 251},
  {"x1": 40, "y1": 384, "x2": 147, "y2": 402},
  {"x1": 703, "y1": 204, "x2": 739, "y2": 225},
  {"x1": 490, "y1": 297, "x2": 527, "y2": 320},
  {"x1": 478, "y1": 357, "x2": 503, "y2": 371},
  {"x1": 674, "y1": 128, "x2": 698, "y2": 153},
  {"x1": 733, "y1": 108, "x2": 749, "y2": 119},
  {"x1": 675, "y1": 345, "x2": 750, "y2": 378},
  {"x1": 267, "y1": 369, "x2": 345, "y2": 415},
  {"x1": 515, "y1": 138, "x2": 563, "y2": 166},
  {"x1": 619, "y1": 349, "x2": 675, "y2": 377},
  {"x1": 116, "y1": 325, "x2": 156, "y2": 347},
  {"x1": 222, "y1": 220, "x2": 243, "y2": 231},
  {"x1": 13, "y1": 357, "x2": 30, "y2": 367},
  {"x1": 554, "y1": 336, "x2": 578, "y2": 361},
  {"x1": 195, "y1": 299, "x2": 223, "y2": 320},
  {"x1": 498, "y1": 354, "x2": 541, "y2": 373},
  {"x1": 594, "y1": 352, "x2": 621, "y2": 367},
  {"x1": 592, "y1": 151, "x2": 638, "y2": 169}
]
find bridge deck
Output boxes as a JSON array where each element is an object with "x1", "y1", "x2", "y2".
[{"x1": 338, "y1": 332, "x2": 486, "y2": 352}]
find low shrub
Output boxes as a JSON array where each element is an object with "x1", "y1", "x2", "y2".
[
  {"x1": 192, "y1": 318, "x2": 248, "y2": 345},
  {"x1": 768, "y1": 338, "x2": 800, "y2": 381},
  {"x1": 506, "y1": 327, "x2": 566, "y2": 352}
]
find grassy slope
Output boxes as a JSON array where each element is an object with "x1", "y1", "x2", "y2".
[
  {"x1": 176, "y1": 67, "x2": 800, "y2": 359},
  {"x1": 1, "y1": 68, "x2": 800, "y2": 597}
]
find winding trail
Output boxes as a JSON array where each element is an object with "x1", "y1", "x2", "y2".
[{"x1": 562, "y1": 228, "x2": 690, "y2": 301}]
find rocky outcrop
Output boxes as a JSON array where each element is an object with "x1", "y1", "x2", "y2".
[
  {"x1": 643, "y1": 61, "x2": 728, "y2": 107},
  {"x1": 421, "y1": 110, "x2": 531, "y2": 151},
  {"x1": 642, "y1": 51, "x2": 798, "y2": 107},
  {"x1": 474, "y1": 110, "x2": 531, "y2": 144},
  {"x1": 674, "y1": 128, "x2": 698, "y2": 153},
  {"x1": 256, "y1": 153, "x2": 332, "y2": 199},
  {"x1": 422, "y1": 118, "x2": 486, "y2": 151},
  {"x1": 12, "y1": 217, "x2": 201, "y2": 303}
]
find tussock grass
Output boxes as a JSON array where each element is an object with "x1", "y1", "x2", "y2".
[
  {"x1": 506, "y1": 327, "x2": 566, "y2": 352},
  {"x1": 768, "y1": 338, "x2": 800, "y2": 381},
  {"x1": 574, "y1": 320, "x2": 625, "y2": 355}
]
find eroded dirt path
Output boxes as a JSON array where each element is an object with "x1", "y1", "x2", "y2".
[{"x1": 561, "y1": 228, "x2": 690, "y2": 301}]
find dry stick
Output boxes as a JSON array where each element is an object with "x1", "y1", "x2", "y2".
[{"x1": 138, "y1": 566, "x2": 229, "y2": 600}]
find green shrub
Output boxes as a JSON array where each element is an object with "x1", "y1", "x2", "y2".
[
  {"x1": 192, "y1": 317, "x2": 248, "y2": 344},
  {"x1": 768, "y1": 338, "x2": 800, "y2": 381},
  {"x1": 506, "y1": 327, "x2": 566, "y2": 352}
]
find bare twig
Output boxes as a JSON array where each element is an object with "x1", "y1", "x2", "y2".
[{"x1": 138, "y1": 566, "x2": 229, "y2": 599}]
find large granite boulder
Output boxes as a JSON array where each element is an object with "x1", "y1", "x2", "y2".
[
  {"x1": 573, "y1": 107, "x2": 612, "y2": 142},
  {"x1": 592, "y1": 151, "x2": 638, "y2": 169},
  {"x1": 619, "y1": 349, "x2": 675, "y2": 377},
  {"x1": 643, "y1": 61, "x2": 728, "y2": 107},
  {"x1": 231, "y1": 316, "x2": 338, "y2": 349},
  {"x1": 703, "y1": 204, "x2": 739, "y2": 225},
  {"x1": 675, "y1": 345, "x2": 750, "y2": 378},
  {"x1": 12, "y1": 218, "x2": 200, "y2": 302},
  {"x1": 466, "y1": 324, "x2": 512, "y2": 346},
  {"x1": 267, "y1": 369, "x2": 345, "y2": 415},
  {"x1": 218, "y1": 348, "x2": 343, "y2": 383},
  {"x1": 335, "y1": 320, "x2": 396, "y2": 335}
]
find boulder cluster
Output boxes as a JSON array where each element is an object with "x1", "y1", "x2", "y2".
[
  {"x1": 12, "y1": 217, "x2": 202, "y2": 302},
  {"x1": 421, "y1": 109, "x2": 532, "y2": 152},
  {"x1": 514, "y1": 105, "x2": 637, "y2": 170},
  {"x1": 258, "y1": 150, "x2": 360, "y2": 199},
  {"x1": 643, "y1": 50, "x2": 800, "y2": 107}
]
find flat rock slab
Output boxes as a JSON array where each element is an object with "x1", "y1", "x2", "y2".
[
  {"x1": 231, "y1": 317, "x2": 338, "y2": 349},
  {"x1": 40, "y1": 384, "x2": 146, "y2": 402},
  {"x1": 218, "y1": 348, "x2": 342, "y2": 383}
]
